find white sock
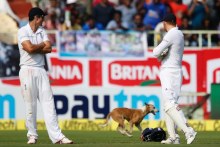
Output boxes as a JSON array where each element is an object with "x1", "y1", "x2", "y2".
[
  {"x1": 166, "y1": 106, "x2": 189, "y2": 134},
  {"x1": 164, "y1": 112, "x2": 176, "y2": 139}
]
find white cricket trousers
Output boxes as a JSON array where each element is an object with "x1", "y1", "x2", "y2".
[
  {"x1": 159, "y1": 67, "x2": 182, "y2": 111},
  {"x1": 19, "y1": 66, "x2": 65, "y2": 143}
]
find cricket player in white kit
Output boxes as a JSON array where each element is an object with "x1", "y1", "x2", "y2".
[
  {"x1": 18, "y1": 7, "x2": 73, "y2": 144},
  {"x1": 153, "y1": 13, "x2": 197, "y2": 144}
]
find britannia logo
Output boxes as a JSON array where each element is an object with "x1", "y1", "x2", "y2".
[{"x1": 109, "y1": 58, "x2": 191, "y2": 86}]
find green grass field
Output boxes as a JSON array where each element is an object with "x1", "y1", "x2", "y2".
[{"x1": 0, "y1": 131, "x2": 220, "y2": 147}]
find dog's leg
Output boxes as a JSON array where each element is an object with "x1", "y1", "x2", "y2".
[
  {"x1": 135, "y1": 123, "x2": 142, "y2": 132},
  {"x1": 129, "y1": 122, "x2": 134, "y2": 134},
  {"x1": 117, "y1": 124, "x2": 125, "y2": 135},
  {"x1": 117, "y1": 126, "x2": 132, "y2": 137},
  {"x1": 117, "y1": 121, "x2": 133, "y2": 137},
  {"x1": 125, "y1": 131, "x2": 133, "y2": 137}
]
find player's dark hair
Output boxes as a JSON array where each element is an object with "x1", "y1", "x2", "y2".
[
  {"x1": 29, "y1": 15, "x2": 43, "y2": 21},
  {"x1": 162, "y1": 13, "x2": 176, "y2": 26},
  {"x1": 167, "y1": 21, "x2": 176, "y2": 26},
  {"x1": 28, "y1": 7, "x2": 46, "y2": 22}
]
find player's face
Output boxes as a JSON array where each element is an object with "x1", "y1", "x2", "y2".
[
  {"x1": 38, "y1": 15, "x2": 45, "y2": 26},
  {"x1": 35, "y1": 15, "x2": 44, "y2": 27}
]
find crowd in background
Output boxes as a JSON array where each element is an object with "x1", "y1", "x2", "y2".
[
  {"x1": 1, "y1": 0, "x2": 220, "y2": 78},
  {"x1": 33, "y1": 0, "x2": 220, "y2": 46}
]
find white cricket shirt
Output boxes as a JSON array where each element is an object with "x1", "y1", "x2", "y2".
[
  {"x1": 153, "y1": 27, "x2": 184, "y2": 68},
  {"x1": 18, "y1": 23, "x2": 49, "y2": 67}
]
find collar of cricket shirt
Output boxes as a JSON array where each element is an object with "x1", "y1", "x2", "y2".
[{"x1": 27, "y1": 23, "x2": 43, "y2": 35}]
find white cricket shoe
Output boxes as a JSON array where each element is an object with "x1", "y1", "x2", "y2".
[
  {"x1": 186, "y1": 128, "x2": 197, "y2": 144},
  {"x1": 161, "y1": 134, "x2": 180, "y2": 144},
  {"x1": 56, "y1": 137, "x2": 74, "y2": 144},
  {"x1": 27, "y1": 136, "x2": 37, "y2": 144},
  {"x1": 161, "y1": 138, "x2": 174, "y2": 144},
  {"x1": 174, "y1": 134, "x2": 180, "y2": 144}
]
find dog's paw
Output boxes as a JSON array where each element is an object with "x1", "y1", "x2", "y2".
[
  {"x1": 126, "y1": 133, "x2": 133, "y2": 137},
  {"x1": 125, "y1": 130, "x2": 133, "y2": 137}
]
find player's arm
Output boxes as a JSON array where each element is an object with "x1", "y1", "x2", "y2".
[
  {"x1": 41, "y1": 40, "x2": 52, "y2": 54},
  {"x1": 40, "y1": 29, "x2": 52, "y2": 54},
  {"x1": 153, "y1": 39, "x2": 170, "y2": 57},
  {"x1": 21, "y1": 40, "x2": 45, "y2": 54},
  {"x1": 153, "y1": 33, "x2": 172, "y2": 61}
]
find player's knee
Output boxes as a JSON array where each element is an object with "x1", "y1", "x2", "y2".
[{"x1": 164, "y1": 102, "x2": 176, "y2": 112}]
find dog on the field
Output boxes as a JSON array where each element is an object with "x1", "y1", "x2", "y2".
[{"x1": 99, "y1": 103, "x2": 159, "y2": 137}]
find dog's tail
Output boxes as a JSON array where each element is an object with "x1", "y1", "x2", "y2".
[{"x1": 99, "y1": 112, "x2": 111, "y2": 127}]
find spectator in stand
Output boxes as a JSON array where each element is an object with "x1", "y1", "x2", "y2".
[
  {"x1": 168, "y1": 0, "x2": 188, "y2": 27},
  {"x1": 44, "y1": 0, "x2": 61, "y2": 22},
  {"x1": 106, "y1": 10, "x2": 129, "y2": 31},
  {"x1": 143, "y1": 0, "x2": 166, "y2": 30},
  {"x1": 199, "y1": 16, "x2": 218, "y2": 46},
  {"x1": 93, "y1": 0, "x2": 115, "y2": 28},
  {"x1": 189, "y1": 34, "x2": 199, "y2": 46},
  {"x1": 179, "y1": 16, "x2": 192, "y2": 46},
  {"x1": 44, "y1": 12, "x2": 58, "y2": 30},
  {"x1": 44, "y1": 12, "x2": 58, "y2": 45},
  {"x1": 130, "y1": 13, "x2": 147, "y2": 31},
  {"x1": 137, "y1": 7, "x2": 147, "y2": 19},
  {"x1": 70, "y1": 16, "x2": 82, "y2": 30},
  {"x1": 60, "y1": 14, "x2": 82, "y2": 30},
  {"x1": 179, "y1": 14, "x2": 199, "y2": 47},
  {"x1": 63, "y1": 3, "x2": 75, "y2": 30},
  {"x1": 44, "y1": 0, "x2": 61, "y2": 28},
  {"x1": 44, "y1": 0, "x2": 62, "y2": 45},
  {"x1": 115, "y1": 0, "x2": 137, "y2": 29},
  {"x1": 62, "y1": 2, "x2": 85, "y2": 30},
  {"x1": 82, "y1": 15, "x2": 104, "y2": 30},
  {"x1": 134, "y1": 0, "x2": 146, "y2": 12},
  {"x1": 188, "y1": 0, "x2": 209, "y2": 29},
  {"x1": 60, "y1": 2, "x2": 86, "y2": 30},
  {"x1": 213, "y1": 0, "x2": 220, "y2": 26},
  {"x1": 93, "y1": 0, "x2": 115, "y2": 6},
  {"x1": 179, "y1": 16, "x2": 192, "y2": 30}
]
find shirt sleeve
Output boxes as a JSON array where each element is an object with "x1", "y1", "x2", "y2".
[
  {"x1": 18, "y1": 29, "x2": 29, "y2": 43},
  {"x1": 42, "y1": 29, "x2": 49, "y2": 42},
  {"x1": 153, "y1": 33, "x2": 172, "y2": 58}
]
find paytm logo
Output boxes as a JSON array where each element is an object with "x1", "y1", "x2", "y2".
[
  {"x1": 0, "y1": 94, "x2": 15, "y2": 119},
  {"x1": 54, "y1": 89, "x2": 160, "y2": 120}
]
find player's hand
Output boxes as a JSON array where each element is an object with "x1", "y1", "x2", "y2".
[
  {"x1": 160, "y1": 48, "x2": 168, "y2": 56},
  {"x1": 41, "y1": 41, "x2": 52, "y2": 54},
  {"x1": 158, "y1": 49, "x2": 169, "y2": 61}
]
